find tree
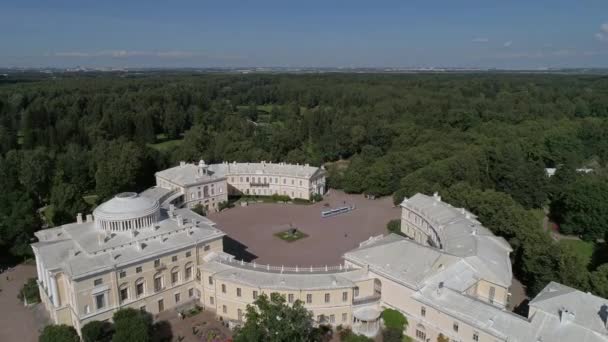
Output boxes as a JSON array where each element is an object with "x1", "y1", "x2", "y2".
[
  {"x1": 111, "y1": 308, "x2": 152, "y2": 342},
  {"x1": 386, "y1": 219, "x2": 401, "y2": 235},
  {"x1": 49, "y1": 182, "x2": 88, "y2": 226},
  {"x1": 233, "y1": 293, "x2": 320, "y2": 342},
  {"x1": 18, "y1": 278, "x2": 40, "y2": 304},
  {"x1": 551, "y1": 176, "x2": 608, "y2": 240},
  {"x1": 81, "y1": 320, "x2": 113, "y2": 342},
  {"x1": 39, "y1": 324, "x2": 79, "y2": 342}
]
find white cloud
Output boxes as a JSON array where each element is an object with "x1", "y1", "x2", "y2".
[
  {"x1": 472, "y1": 37, "x2": 489, "y2": 43},
  {"x1": 595, "y1": 23, "x2": 608, "y2": 42},
  {"x1": 503, "y1": 41, "x2": 513, "y2": 47}
]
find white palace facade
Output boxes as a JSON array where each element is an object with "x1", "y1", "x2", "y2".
[
  {"x1": 154, "y1": 160, "x2": 326, "y2": 213},
  {"x1": 32, "y1": 177, "x2": 608, "y2": 341}
]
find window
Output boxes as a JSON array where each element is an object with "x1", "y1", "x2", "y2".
[
  {"x1": 136, "y1": 282, "x2": 144, "y2": 297},
  {"x1": 186, "y1": 251, "x2": 192, "y2": 257},
  {"x1": 222, "y1": 305, "x2": 227, "y2": 314},
  {"x1": 237, "y1": 288, "x2": 242, "y2": 297},
  {"x1": 221, "y1": 284, "x2": 226, "y2": 293},
  {"x1": 119, "y1": 271, "x2": 126, "y2": 278},
  {"x1": 306, "y1": 294, "x2": 312, "y2": 303},
  {"x1": 342, "y1": 313, "x2": 347, "y2": 322},
  {"x1": 185, "y1": 265, "x2": 192, "y2": 280},
  {"x1": 154, "y1": 259, "x2": 160, "y2": 267},
  {"x1": 453, "y1": 322, "x2": 459, "y2": 332},
  {"x1": 288, "y1": 294, "x2": 294, "y2": 303},
  {"x1": 175, "y1": 293, "x2": 180, "y2": 303},
  {"x1": 204, "y1": 245, "x2": 210, "y2": 251},
  {"x1": 421, "y1": 306, "x2": 426, "y2": 317},
  {"x1": 171, "y1": 270, "x2": 179, "y2": 285},
  {"x1": 324, "y1": 293, "x2": 330, "y2": 303},
  {"x1": 154, "y1": 275, "x2": 163, "y2": 292},
  {"x1": 94, "y1": 278, "x2": 103, "y2": 286},
  {"x1": 95, "y1": 293, "x2": 105, "y2": 310},
  {"x1": 342, "y1": 292, "x2": 348, "y2": 302},
  {"x1": 329, "y1": 314, "x2": 335, "y2": 323},
  {"x1": 473, "y1": 332, "x2": 479, "y2": 341},
  {"x1": 253, "y1": 291, "x2": 258, "y2": 299},
  {"x1": 188, "y1": 288, "x2": 194, "y2": 298},
  {"x1": 415, "y1": 330, "x2": 426, "y2": 340},
  {"x1": 210, "y1": 296, "x2": 214, "y2": 305},
  {"x1": 172, "y1": 255, "x2": 178, "y2": 262},
  {"x1": 120, "y1": 288, "x2": 128, "y2": 302},
  {"x1": 208, "y1": 276, "x2": 213, "y2": 285},
  {"x1": 354, "y1": 287, "x2": 359, "y2": 297},
  {"x1": 283, "y1": 178, "x2": 286, "y2": 184},
  {"x1": 158, "y1": 299, "x2": 164, "y2": 312},
  {"x1": 246, "y1": 177, "x2": 249, "y2": 182},
  {"x1": 136, "y1": 266, "x2": 142, "y2": 273},
  {"x1": 489, "y1": 286, "x2": 496, "y2": 304}
]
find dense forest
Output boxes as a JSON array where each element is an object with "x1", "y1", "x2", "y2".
[{"x1": 1, "y1": 73, "x2": 608, "y2": 298}]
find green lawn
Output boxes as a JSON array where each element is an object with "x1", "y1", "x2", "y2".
[
  {"x1": 148, "y1": 138, "x2": 183, "y2": 152},
  {"x1": 274, "y1": 229, "x2": 308, "y2": 242},
  {"x1": 559, "y1": 239, "x2": 594, "y2": 266}
]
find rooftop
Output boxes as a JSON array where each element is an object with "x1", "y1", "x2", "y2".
[
  {"x1": 33, "y1": 197, "x2": 224, "y2": 279},
  {"x1": 155, "y1": 160, "x2": 224, "y2": 187},
  {"x1": 208, "y1": 161, "x2": 323, "y2": 179}
]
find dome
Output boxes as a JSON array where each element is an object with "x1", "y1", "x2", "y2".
[{"x1": 93, "y1": 192, "x2": 160, "y2": 232}]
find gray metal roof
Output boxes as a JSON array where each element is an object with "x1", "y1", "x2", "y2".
[
  {"x1": 401, "y1": 193, "x2": 513, "y2": 287},
  {"x1": 208, "y1": 161, "x2": 323, "y2": 179},
  {"x1": 34, "y1": 206, "x2": 224, "y2": 279},
  {"x1": 155, "y1": 163, "x2": 224, "y2": 187},
  {"x1": 93, "y1": 192, "x2": 160, "y2": 221}
]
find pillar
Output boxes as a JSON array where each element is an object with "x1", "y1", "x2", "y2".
[
  {"x1": 49, "y1": 273, "x2": 59, "y2": 307},
  {"x1": 35, "y1": 256, "x2": 43, "y2": 283}
]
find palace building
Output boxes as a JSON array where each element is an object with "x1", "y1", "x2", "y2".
[
  {"x1": 156, "y1": 161, "x2": 326, "y2": 210},
  {"x1": 32, "y1": 173, "x2": 608, "y2": 341}
]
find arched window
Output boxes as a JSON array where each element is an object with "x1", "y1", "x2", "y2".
[
  {"x1": 185, "y1": 262, "x2": 193, "y2": 281},
  {"x1": 153, "y1": 272, "x2": 163, "y2": 292},
  {"x1": 119, "y1": 282, "x2": 129, "y2": 302},
  {"x1": 135, "y1": 277, "x2": 145, "y2": 297},
  {"x1": 170, "y1": 267, "x2": 180, "y2": 285}
]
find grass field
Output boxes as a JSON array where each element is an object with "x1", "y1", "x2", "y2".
[
  {"x1": 559, "y1": 239, "x2": 595, "y2": 266},
  {"x1": 148, "y1": 138, "x2": 183, "y2": 152}
]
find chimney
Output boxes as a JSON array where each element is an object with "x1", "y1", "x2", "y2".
[
  {"x1": 169, "y1": 204, "x2": 175, "y2": 217},
  {"x1": 559, "y1": 307, "x2": 575, "y2": 324},
  {"x1": 198, "y1": 160, "x2": 207, "y2": 177},
  {"x1": 437, "y1": 281, "x2": 445, "y2": 296},
  {"x1": 177, "y1": 215, "x2": 185, "y2": 227},
  {"x1": 76, "y1": 213, "x2": 83, "y2": 224},
  {"x1": 180, "y1": 161, "x2": 186, "y2": 167},
  {"x1": 86, "y1": 214, "x2": 93, "y2": 223}
]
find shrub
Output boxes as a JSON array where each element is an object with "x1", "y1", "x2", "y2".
[
  {"x1": 192, "y1": 204, "x2": 206, "y2": 216},
  {"x1": 338, "y1": 327, "x2": 373, "y2": 342},
  {"x1": 382, "y1": 327, "x2": 403, "y2": 342},
  {"x1": 81, "y1": 320, "x2": 113, "y2": 342},
  {"x1": 311, "y1": 193, "x2": 323, "y2": 202},
  {"x1": 386, "y1": 219, "x2": 401, "y2": 235},
  {"x1": 19, "y1": 277, "x2": 40, "y2": 304},
  {"x1": 218, "y1": 201, "x2": 234, "y2": 211},
  {"x1": 39, "y1": 324, "x2": 79, "y2": 342},
  {"x1": 382, "y1": 308, "x2": 408, "y2": 331}
]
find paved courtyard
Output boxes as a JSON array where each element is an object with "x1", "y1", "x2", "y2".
[
  {"x1": 0, "y1": 263, "x2": 49, "y2": 342},
  {"x1": 208, "y1": 190, "x2": 400, "y2": 266}
]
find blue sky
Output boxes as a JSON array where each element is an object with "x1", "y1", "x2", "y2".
[{"x1": 1, "y1": 0, "x2": 607, "y2": 68}]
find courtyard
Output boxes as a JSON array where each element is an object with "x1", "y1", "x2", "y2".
[{"x1": 208, "y1": 189, "x2": 400, "y2": 266}]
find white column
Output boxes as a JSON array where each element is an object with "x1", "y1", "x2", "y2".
[
  {"x1": 35, "y1": 256, "x2": 43, "y2": 283},
  {"x1": 50, "y1": 274, "x2": 59, "y2": 307},
  {"x1": 43, "y1": 266, "x2": 49, "y2": 289}
]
